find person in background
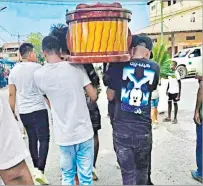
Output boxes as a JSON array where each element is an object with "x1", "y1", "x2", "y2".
[
  {"x1": 106, "y1": 35, "x2": 160, "y2": 185},
  {"x1": 8, "y1": 43, "x2": 50, "y2": 185},
  {"x1": 49, "y1": 24, "x2": 101, "y2": 182},
  {"x1": 34, "y1": 36, "x2": 97, "y2": 185},
  {"x1": 3, "y1": 69, "x2": 8, "y2": 86},
  {"x1": 191, "y1": 72, "x2": 202, "y2": 183},
  {"x1": 163, "y1": 61, "x2": 181, "y2": 124},
  {"x1": 103, "y1": 63, "x2": 119, "y2": 169},
  {"x1": 151, "y1": 86, "x2": 159, "y2": 129},
  {"x1": 0, "y1": 92, "x2": 33, "y2": 185}
]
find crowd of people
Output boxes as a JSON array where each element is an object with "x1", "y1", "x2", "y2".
[
  {"x1": 0, "y1": 65, "x2": 9, "y2": 88},
  {"x1": 0, "y1": 23, "x2": 202, "y2": 186}
]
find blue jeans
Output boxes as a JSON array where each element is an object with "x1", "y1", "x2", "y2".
[
  {"x1": 59, "y1": 138, "x2": 94, "y2": 185},
  {"x1": 196, "y1": 123, "x2": 202, "y2": 177}
]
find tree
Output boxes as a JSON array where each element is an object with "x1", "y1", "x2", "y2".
[
  {"x1": 26, "y1": 32, "x2": 44, "y2": 64},
  {"x1": 152, "y1": 41, "x2": 172, "y2": 78}
]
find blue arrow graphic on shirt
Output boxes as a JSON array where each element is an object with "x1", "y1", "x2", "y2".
[{"x1": 123, "y1": 68, "x2": 155, "y2": 89}]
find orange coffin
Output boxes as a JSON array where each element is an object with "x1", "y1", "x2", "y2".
[{"x1": 66, "y1": 2, "x2": 132, "y2": 64}]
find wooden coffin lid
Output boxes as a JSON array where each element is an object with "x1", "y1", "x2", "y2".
[{"x1": 66, "y1": 2, "x2": 132, "y2": 23}]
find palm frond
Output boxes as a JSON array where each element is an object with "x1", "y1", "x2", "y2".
[{"x1": 152, "y1": 42, "x2": 171, "y2": 78}]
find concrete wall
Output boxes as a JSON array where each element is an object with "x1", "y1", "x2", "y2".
[
  {"x1": 150, "y1": 32, "x2": 202, "y2": 56},
  {"x1": 149, "y1": 0, "x2": 202, "y2": 23}
]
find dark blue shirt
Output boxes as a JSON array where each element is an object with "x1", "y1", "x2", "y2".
[{"x1": 107, "y1": 59, "x2": 160, "y2": 132}]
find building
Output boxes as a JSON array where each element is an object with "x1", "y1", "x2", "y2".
[
  {"x1": 0, "y1": 42, "x2": 22, "y2": 62},
  {"x1": 135, "y1": 0, "x2": 203, "y2": 56}
]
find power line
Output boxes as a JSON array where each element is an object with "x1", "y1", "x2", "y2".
[
  {"x1": 0, "y1": 25, "x2": 28, "y2": 37},
  {"x1": 0, "y1": 36, "x2": 7, "y2": 42},
  {"x1": 0, "y1": 25, "x2": 13, "y2": 36},
  {"x1": 0, "y1": 0, "x2": 148, "y2": 6}
]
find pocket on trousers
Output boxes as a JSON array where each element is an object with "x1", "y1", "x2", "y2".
[
  {"x1": 137, "y1": 133, "x2": 152, "y2": 152},
  {"x1": 113, "y1": 132, "x2": 132, "y2": 149}
]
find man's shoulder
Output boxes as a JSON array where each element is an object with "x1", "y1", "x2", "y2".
[
  {"x1": 32, "y1": 62, "x2": 42, "y2": 68},
  {"x1": 34, "y1": 65, "x2": 46, "y2": 79}
]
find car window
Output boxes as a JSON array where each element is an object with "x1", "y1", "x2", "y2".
[
  {"x1": 174, "y1": 50, "x2": 189, "y2": 58},
  {"x1": 190, "y1": 49, "x2": 201, "y2": 57}
]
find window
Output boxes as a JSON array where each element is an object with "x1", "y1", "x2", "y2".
[
  {"x1": 190, "y1": 16, "x2": 195, "y2": 22},
  {"x1": 190, "y1": 49, "x2": 201, "y2": 57},
  {"x1": 173, "y1": 0, "x2": 177, "y2": 4},
  {"x1": 190, "y1": 13, "x2": 196, "y2": 22},
  {"x1": 152, "y1": 38, "x2": 157, "y2": 43},
  {"x1": 151, "y1": 4, "x2": 156, "y2": 11},
  {"x1": 174, "y1": 49, "x2": 190, "y2": 58},
  {"x1": 168, "y1": 1, "x2": 171, "y2": 6},
  {"x1": 169, "y1": 37, "x2": 172, "y2": 41},
  {"x1": 186, "y1": 36, "x2": 195, "y2": 40},
  {"x1": 8, "y1": 53, "x2": 17, "y2": 57}
]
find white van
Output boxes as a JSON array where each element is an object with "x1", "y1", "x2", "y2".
[{"x1": 172, "y1": 46, "x2": 202, "y2": 79}]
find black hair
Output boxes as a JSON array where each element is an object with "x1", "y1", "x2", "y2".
[
  {"x1": 42, "y1": 36, "x2": 60, "y2": 55},
  {"x1": 49, "y1": 24, "x2": 70, "y2": 54},
  {"x1": 19, "y1": 43, "x2": 34, "y2": 57}
]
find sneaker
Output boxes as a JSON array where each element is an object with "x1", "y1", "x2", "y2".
[
  {"x1": 191, "y1": 170, "x2": 203, "y2": 183},
  {"x1": 152, "y1": 124, "x2": 157, "y2": 129},
  {"x1": 163, "y1": 118, "x2": 171, "y2": 122},
  {"x1": 172, "y1": 119, "x2": 178, "y2": 124},
  {"x1": 35, "y1": 170, "x2": 49, "y2": 185},
  {"x1": 92, "y1": 167, "x2": 98, "y2": 181}
]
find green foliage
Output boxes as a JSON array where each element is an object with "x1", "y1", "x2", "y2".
[
  {"x1": 152, "y1": 41, "x2": 172, "y2": 78},
  {"x1": 27, "y1": 32, "x2": 44, "y2": 64}
]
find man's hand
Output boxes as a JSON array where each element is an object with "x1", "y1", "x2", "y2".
[
  {"x1": 194, "y1": 111, "x2": 201, "y2": 125},
  {"x1": 14, "y1": 112, "x2": 18, "y2": 121},
  {"x1": 176, "y1": 94, "x2": 180, "y2": 101}
]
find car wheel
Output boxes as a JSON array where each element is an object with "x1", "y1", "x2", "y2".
[{"x1": 177, "y1": 66, "x2": 187, "y2": 79}]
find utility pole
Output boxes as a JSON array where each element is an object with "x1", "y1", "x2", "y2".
[{"x1": 160, "y1": 0, "x2": 164, "y2": 44}]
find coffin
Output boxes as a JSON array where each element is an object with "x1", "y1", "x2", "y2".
[{"x1": 66, "y1": 2, "x2": 132, "y2": 63}]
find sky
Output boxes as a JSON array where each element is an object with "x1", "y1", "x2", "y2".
[{"x1": 0, "y1": 0, "x2": 150, "y2": 45}]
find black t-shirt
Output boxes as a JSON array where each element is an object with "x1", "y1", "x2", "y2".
[{"x1": 107, "y1": 59, "x2": 160, "y2": 129}]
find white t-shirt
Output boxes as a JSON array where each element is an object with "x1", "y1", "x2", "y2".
[
  {"x1": 168, "y1": 71, "x2": 181, "y2": 94},
  {"x1": 9, "y1": 62, "x2": 46, "y2": 114},
  {"x1": 34, "y1": 61, "x2": 93, "y2": 146},
  {"x1": 0, "y1": 95, "x2": 29, "y2": 170}
]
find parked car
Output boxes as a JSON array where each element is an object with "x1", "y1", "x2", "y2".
[
  {"x1": 172, "y1": 46, "x2": 202, "y2": 79},
  {"x1": 0, "y1": 59, "x2": 16, "y2": 69}
]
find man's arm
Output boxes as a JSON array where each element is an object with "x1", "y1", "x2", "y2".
[
  {"x1": 177, "y1": 80, "x2": 181, "y2": 99},
  {"x1": 9, "y1": 84, "x2": 18, "y2": 120},
  {"x1": 107, "y1": 88, "x2": 115, "y2": 101},
  {"x1": 166, "y1": 83, "x2": 169, "y2": 95},
  {"x1": 194, "y1": 80, "x2": 203, "y2": 124},
  {"x1": 152, "y1": 64, "x2": 160, "y2": 91},
  {"x1": 80, "y1": 66, "x2": 97, "y2": 102},
  {"x1": 83, "y1": 64, "x2": 100, "y2": 88},
  {"x1": 105, "y1": 63, "x2": 122, "y2": 101},
  {"x1": 84, "y1": 84, "x2": 97, "y2": 102}
]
